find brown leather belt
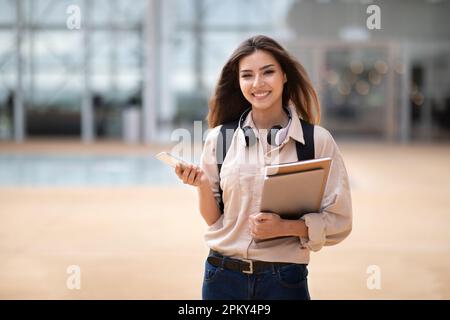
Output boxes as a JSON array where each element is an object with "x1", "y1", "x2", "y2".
[{"x1": 207, "y1": 249, "x2": 295, "y2": 275}]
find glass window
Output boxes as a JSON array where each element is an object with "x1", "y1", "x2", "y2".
[
  {"x1": 172, "y1": 31, "x2": 195, "y2": 92},
  {"x1": 32, "y1": 0, "x2": 83, "y2": 26},
  {"x1": 115, "y1": 0, "x2": 147, "y2": 26},
  {"x1": 0, "y1": 31, "x2": 16, "y2": 91},
  {"x1": 0, "y1": 0, "x2": 15, "y2": 25},
  {"x1": 174, "y1": 0, "x2": 195, "y2": 25},
  {"x1": 32, "y1": 30, "x2": 83, "y2": 112}
]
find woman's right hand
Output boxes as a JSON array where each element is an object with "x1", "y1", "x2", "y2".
[{"x1": 175, "y1": 164, "x2": 209, "y2": 188}]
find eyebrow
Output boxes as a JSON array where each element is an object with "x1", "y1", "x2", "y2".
[{"x1": 240, "y1": 64, "x2": 275, "y2": 73}]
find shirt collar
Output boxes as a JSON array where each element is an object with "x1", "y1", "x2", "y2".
[{"x1": 242, "y1": 104, "x2": 305, "y2": 145}]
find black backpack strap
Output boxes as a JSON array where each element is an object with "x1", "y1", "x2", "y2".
[
  {"x1": 216, "y1": 120, "x2": 239, "y2": 214},
  {"x1": 296, "y1": 119, "x2": 315, "y2": 161}
]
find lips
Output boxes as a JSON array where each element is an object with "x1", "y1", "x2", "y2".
[{"x1": 252, "y1": 91, "x2": 271, "y2": 99}]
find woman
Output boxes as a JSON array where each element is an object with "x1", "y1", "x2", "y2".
[{"x1": 175, "y1": 35, "x2": 352, "y2": 300}]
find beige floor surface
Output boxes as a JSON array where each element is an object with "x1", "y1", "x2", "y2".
[{"x1": 0, "y1": 140, "x2": 449, "y2": 299}]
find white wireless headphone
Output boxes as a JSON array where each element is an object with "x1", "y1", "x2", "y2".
[{"x1": 239, "y1": 106, "x2": 292, "y2": 147}]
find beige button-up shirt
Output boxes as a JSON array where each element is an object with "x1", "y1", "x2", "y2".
[{"x1": 200, "y1": 105, "x2": 352, "y2": 264}]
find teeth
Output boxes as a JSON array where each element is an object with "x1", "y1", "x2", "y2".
[{"x1": 253, "y1": 91, "x2": 270, "y2": 97}]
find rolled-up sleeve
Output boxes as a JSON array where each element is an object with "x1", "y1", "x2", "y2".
[
  {"x1": 199, "y1": 126, "x2": 222, "y2": 208},
  {"x1": 300, "y1": 126, "x2": 353, "y2": 252}
]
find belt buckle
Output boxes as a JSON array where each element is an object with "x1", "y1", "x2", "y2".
[{"x1": 241, "y1": 258, "x2": 253, "y2": 274}]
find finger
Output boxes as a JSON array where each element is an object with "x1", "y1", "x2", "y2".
[
  {"x1": 253, "y1": 212, "x2": 265, "y2": 220},
  {"x1": 254, "y1": 215, "x2": 266, "y2": 224},
  {"x1": 249, "y1": 217, "x2": 259, "y2": 229},
  {"x1": 192, "y1": 170, "x2": 201, "y2": 185},
  {"x1": 253, "y1": 217, "x2": 266, "y2": 225},
  {"x1": 175, "y1": 164, "x2": 183, "y2": 177},
  {"x1": 255, "y1": 212, "x2": 273, "y2": 222},
  {"x1": 182, "y1": 165, "x2": 191, "y2": 178},
  {"x1": 194, "y1": 169, "x2": 204, "y2": 186},
  {"x1": 258, "y1": 212, "x2": 273, "y2": 218},
  {"x1": 187, "y1": 167, "x2": 197, "y2": 184},
  {"x1": 181, "y1": 168, "x2": 192, "y2": 184}
]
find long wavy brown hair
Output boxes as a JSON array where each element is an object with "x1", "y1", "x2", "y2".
[{"x1": 207, "y1": 35, "x2": 321, "y2": 128}]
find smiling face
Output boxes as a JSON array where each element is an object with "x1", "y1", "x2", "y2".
[{"x1": 238, "y1": 50, "x2": 287, "y2": 112}]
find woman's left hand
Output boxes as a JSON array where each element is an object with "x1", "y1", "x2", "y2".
[{"x1": 248, "y1": 212, "x2": 287, "y2": 240}]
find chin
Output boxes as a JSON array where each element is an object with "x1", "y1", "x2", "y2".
[{"x1": 251, "y1": 101, "x2": 277, "y2": 111}]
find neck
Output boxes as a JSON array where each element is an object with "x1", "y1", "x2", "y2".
[{"x1": 251, "y1": 105, "x2": 288, "y2": 130}]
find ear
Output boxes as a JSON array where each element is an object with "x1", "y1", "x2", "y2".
[{"x1": 283, "y1": 73, "x2": 287, "y2": 84}]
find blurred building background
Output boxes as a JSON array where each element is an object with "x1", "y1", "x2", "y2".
[
  {"x1": 0, "y1": 0, "x2": 449, "y2": 144},
  {"x1": 1, "y1": 0, "x2": 450, "y2": 300}
]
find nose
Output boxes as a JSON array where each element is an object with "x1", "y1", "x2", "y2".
[{"x1": 252, "y1": 74, "x2": 265, "y2": 88}]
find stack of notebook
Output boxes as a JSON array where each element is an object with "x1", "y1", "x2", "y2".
[{"x1": 260, "y1": 157, "x2": 332, "y2": 220}]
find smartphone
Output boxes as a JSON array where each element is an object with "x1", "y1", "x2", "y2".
[{"x1": 155, "y1": 152, "x2": 192, "y2": 169}]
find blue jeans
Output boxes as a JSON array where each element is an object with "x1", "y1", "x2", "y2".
[{"x1": 202, "y1": 256, "x2": 310, "y2": 300}]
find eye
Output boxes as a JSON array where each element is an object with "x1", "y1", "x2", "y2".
[
  {"x1": 241, "y1": 74, "x2": 252, "y2": 79},
  {"x1": 264, "y1": 70, "x2": 275, "y2": 75}
]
